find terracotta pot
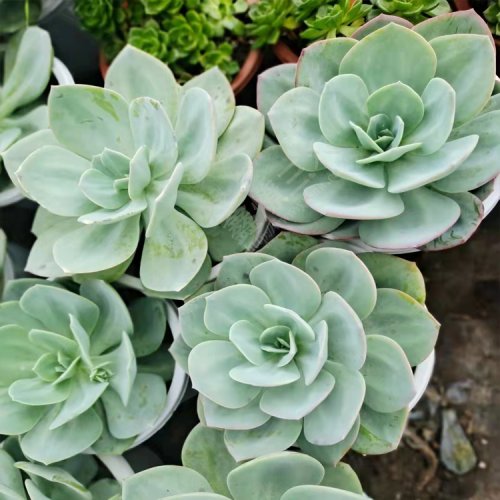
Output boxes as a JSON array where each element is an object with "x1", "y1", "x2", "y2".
[
  {"x1": 454, "y1": 1, "x2": 500, "y2": 47},
  {"x1": 100, "y1": 48, "x2": 263, "y2": 96},
  {"x1": 273, "y1": 40, "x2": 299, "y2": 64}
]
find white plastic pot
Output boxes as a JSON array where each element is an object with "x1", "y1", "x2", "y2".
[{"x1": 0, "y1": 57, "x2": 74, "y2": 207}]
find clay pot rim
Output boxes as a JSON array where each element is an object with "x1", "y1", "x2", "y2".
[{"x1": 100, "y1": 47, "x2": 263, "y2": 96}]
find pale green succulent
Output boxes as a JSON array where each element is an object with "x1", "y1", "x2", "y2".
[
  {"x1": 0, "y1": 278, "x2": 174, "y2": 464},
  {"x1": 254, "y1": 11, "x2": 500, "y2": 251},
  {"x1": 0, "y1": 442, "x2": 120, "y2": 500},
  {"x1": 0, "y1": 27, "x2": 52, "y2": 186},
  {"x1": 5, "y1": 44, "x2": 263, "y2": 294},
  {"x1": 122, "y1": 423, "x2": 365, "y2": 499},
  {"x1": 172, "y1": 245, "x2": 439, "y2": 462}
]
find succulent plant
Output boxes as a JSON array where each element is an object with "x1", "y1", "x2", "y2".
[
  {"x1": 128, "y1": 20, "x2": 170, "y2": 62},
  {"x1": 0, "y1": 277, "x2": 174, "y2": 464},
  {"x1": 141, "y1": 0, "x2": 184, "y2": 15},
  {"x1": 254, "y1": 11, "x2": 500, "y2": 252},
  {"x1": 6, "y1": 45, "x2": 263, "y2": 294},
  {"x1": 201, "y1": 0, "x2": 248, "y2": 37},
  {"x1": 172, "y1": 245, "x2": 439, "y2": 461},
  {"x1": 74, "y1": 0, "x2": 119, "y2": 36},
  {"x1": 484, "y1": 0, "x2": 500, "y2": 35},
  {"x1": 0, "y1": 442, "x2": 120, "y2": 500},
  {"x1": 300, "y1": 0, "x2": 372, "y2": 41},
  {"x1": 0, "y1": 27, "x2": 52, "y2": 188},
  {"x1": 368, "y1": 0, "x2": 451, "y2": 24},
  {"x1": 122, "y1": 423, "x2": 366, "y2": 499},
  {"x1": 247, "y1": 0, "x2": 298, "y2": 48}
]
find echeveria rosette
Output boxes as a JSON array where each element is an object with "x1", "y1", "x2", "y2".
[
  {"x1": 0, "y1": 278, "x2": 172, "y2": 464},
  {"x1": 172, "y1": 247, "x2": 439, "y2": 462},
  {"x1": 0, "y1": 444, "x2": 121, "y2": 500},
  {"x1": 0, "y1": 27, "x2": 52, "y2": 182},
  {"x1": 253, "y1": 11, "x2": 500, "y2": 252},
  {"x1": 122, "y1": 423, "x2": 365, "y2": 500},
  {"x1": 12, "y1": 45, "x2": 263, "y2": 294},
  {"x1": 368, "y1": 0, "x2": 451, "y2": 24}
]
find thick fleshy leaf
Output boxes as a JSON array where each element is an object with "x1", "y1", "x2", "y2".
[
  {"x1": 303, "y1": 180, "x2": 404, "y2": 220},
  {"x1": 0, "y1": 27, "x2": 52, "y2": 119},
  {"x1": 361, "y1": 335, "x2": 416, "y2": 413},
  {"x1": 249, "y1": 260, "x2": 321, "y2": 320},
  {"x1": 257, "y1": 64, "x2": 297, "y2": 134},
  {"x1": 313, "y1": 143, "x2": 385, "y2": 189},
  {"x1": 367, "y1": 82, "x2": 424, "y2": 135},
  {"x1": 182, "y1": 67, "x2": 235, "y2": 137},
  {"x1": 304, "y1": 361, "x2": 365, "y2": 446},
  {"x1": 202, "y1": 394, "x2": 271, "y2": 430},
  {"x1": 54, "y1": 215, "x2": 140, "y2": 274},
  {"x1": 169, "y1": 334, "x2": 191, "y2": 373},
  {"x1": 318, "y1": 75, "x2": 369, "y2": 148},
  {"x1": 267, "y1": 213, "x2": 344, "y2": 236},
  {"x1": 357, "y1": 253, "x2": 425, "y2": 304},
  {"x1": 204, "y1": 285, "x2": 270, "y2": 335},
  {"x1": 308, "y1": 292, "x2": 366, "y2": 370},
  {"x1": 0, "y1": 387, "x2": 45, "y2": 434},
  {"x1": 387, "y1": 135, "x2": 478, "y2": 193},
  {"x1": 182, "y1": 424, "x2": 238, "y2": 497},
  {"x1": 352, "y1": 404, "x2": 408, "y2": 454},
  {"x1": 422, "y1": 191, "x2": 483, "y2": 250},
  {"x1": 402, "y1": 77, "x2": 455, "y2": 155},
  {"x1": 129, "y1": 97, "x2": 177, "y2": 179},
  {"x1": 224, "y1": 419, "x2": 303, "y2": 461},
  {"x1": 269, "y1": 88, "x2": 327, "y2": 172},
  {"x1": 251, "y1": 146, "x2": 329, "y2": 223},
  {"x1": 175, "y1": 88, "x2": 216, "y2": 184},
  {"x1": 230, "y1": 356, "x2": 300, "y2": 388},
  {"x1": 259, "y1": 232, "x2": 318, "y2": 264},
  {"x1": 227, "y1": 452, "x2": 324, "y2": 500},
  {"x1": 216, "y1": 106, "x2": 264, "y2": 161},
  {"x1": 126, "y1": 146, "x2": 151, "y2": 201},
  {"x1": 216, "y1": 253, "x2": 276, "y2": 289},
  {"x1": 433, "y1": 111, "x2": 500, "y2": 193},
  {"x1": 339, "y1": 24, "x2": 436, "y2": 95},
  {"x1": 9, "y1": 378, "x2": 71, "y2": 406},
  {"x1": 89, "y1": 479, "x2": 121, "y2": 500},
  {"x1": 352, "y1": 14, "x2": 413, "y2": 40},
  {"x1": 79, "y1": 169, "x2": 129, "y2": 210},
  {"x1": 321, "y1": 463, "x2": 363, "y2": 495},
  {"x1": 363, "y1": 289, "x2": 439, "y2": 366},
  {"x1": 105, "y1": 45, "x2": 178, "y2": 121},
  {"x1": 21, "y1": 406, "x2": 103, "y2": 465},
  {"x1": 0, "y1": 449, "x2": 26, "y2": 500},
  {"x1": 189, "y1": 341, "x2": 260, "y2": 409},
  {"x1": 230, "y1": 320, "x2": 267, "y2": 365},
  {"x1": 16, "y1": 146, "x2": 96, "y2": 217},
  {"x1": 99, "y1": 149, "x2": 130, "y2": 179},
  {"x1": 282, "y1": 485, "x2": 364, "y2": 500},
  {"x1": 49, "y1": 85, "x2": 134, "y2": 159},
  {"x1": 77, "y1": 197, "x2": 146, "y2": 225},
  {"x1": 296, "y1": 38, "x2": 358, "y2": 94},
  {"x1": 356, "y1": 143, "x2": 422, "y2": 164},
  {"x1": 122, "y1": 465, "x2": 212, "y2": 500},
  {"x1": 294, "y1": 321, "x2": 328, "y2": 386},
  {"x1": 359, "y1": 187, "x2": 461, "y2": 249},
  {"x1": 101, "y1": 372, "x2": 166, "y2": 439},
  {"x1": 305, "y1": 248, "x2": 376, "y2": 320},
  {"x1": 20, "y1": 285, "x2": 98, "y2": 338},
  {"x1": 430, "y1": 34, "x2": 495, "y2": 127},
  {"x1": 260, "y1": 370, "x2": 335, "y2": 420},
  {"x1": 80, "y1": 280, "x2": 133, "y2": 355},
  {"x1": 176, "y1": 153, "x2": 252, "y2": 228},
  {"x1": 128, "y1": 297, "x2": 166, "y2": 357},
  {"x1": 0, "y1": 325, "x2": 45, "y2": 386},
  {"x1": 264, "y1": 304, "x2": 315, "y2": 343},
  {"x1": 297, "y1": 417, "x2": 360, "y2": 467}
]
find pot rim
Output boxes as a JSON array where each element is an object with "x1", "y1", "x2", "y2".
[
  {"x1": 0, "y1": 57, "x2": 75, "y2": 207},
  {"x1": 99, "y1": 48, "x2": 264, "y2": 96}
]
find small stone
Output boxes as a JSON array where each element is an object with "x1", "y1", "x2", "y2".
[
  {"x1": 479, "y1": 461, "x2": 487, "y2": 469},
  {"x1": 440, "y1": 409, "x2": 477, "y2": 475}
]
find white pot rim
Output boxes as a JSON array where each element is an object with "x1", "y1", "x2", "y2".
[
  {"x1": 0, "y1": 57, "x2": 74, "y2": 207},
  {"x1": 97, "y1": 454, "x2": 135, "y2": 483}
]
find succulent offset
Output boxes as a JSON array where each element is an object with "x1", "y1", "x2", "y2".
[
  {"x1": 7, "y1": 45, "x2": 263, "y2": 293},
  {"x1": 0, "y1": 278, "x2": 173, "y2": 464},
  {"x1": 254, "y1": 11, "x2": 500, "y2": 251},
  {"x1": 172, "y1": 245, "x2": 439, "y2": 461},
  {"x1": 368, "y1": 0, "x2": 451, "y2": 23},
  {"x1": 484, "y1": 0, "x2": 500, "y2": 36},
  {"x1": 0, "y1": 27, "x2": 52, "y2": 188},
  {"x1": 0, "y1": 443, "x2": 120, "y2": 500},
  {"x1": 122, "y1": 423, "x2": 366, "y2": 499}
]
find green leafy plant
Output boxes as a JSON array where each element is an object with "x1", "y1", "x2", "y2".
[
  {"x1": 0, "y1": 27, "x2": 52, "y2": 190},
  {"x1": 0, "y1": 441, "x2": 121, "y2": 500},
  {"x1": 484, "y1": 0, "x2": 500, "y2": 35},
  {"x1": 5, "y1": 45, "x2": 263, "y2": 294},
  {"x1": 368, "y1": 0, "x2": 451, "y2": 24},
  {"x1": 254, "y1": 11, "x2": 500, "y2": 251},
  {"x1": 0, "y1": 0, "x2": 43, "y2": 34},
  {"x1": 0, "y1": 277, "x2": 174, "y2": 464},
  {"x1": 171, "y1": 245, "x2": 439, "y2": 461},
  {"x1": 75, "y1": 0, "x2": 249, "y2": 81},
  {"x1": 122, "y1": 423, "x2": 366, "y2": 499}
]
